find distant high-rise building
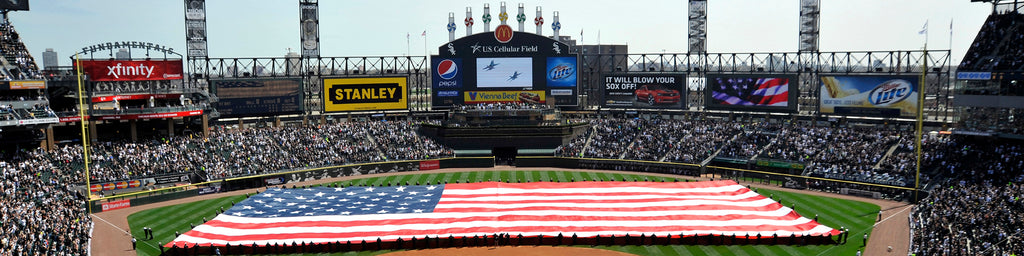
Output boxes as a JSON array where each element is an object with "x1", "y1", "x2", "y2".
[
  {"x1": 115, "y1": 49, "x2": 130, "y2": 60},
  {"x1": 42, "y1": 48, "x2": 58, "y2": 69},
  {"x1": 285, "y1": 51, "x2": 301, "y2": 76}
]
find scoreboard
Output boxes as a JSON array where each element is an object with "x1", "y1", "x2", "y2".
[{"x1": 431, "y1": 25, "x2": 578, "y2": 108}]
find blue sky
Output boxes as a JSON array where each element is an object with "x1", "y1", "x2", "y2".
[{"x1": 9, "y1": 0, "x2": 992, "y2": 67}]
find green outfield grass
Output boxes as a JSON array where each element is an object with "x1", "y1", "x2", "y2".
[{"x1": 127, "y1": 170, "x2": 880, "y2": 256}]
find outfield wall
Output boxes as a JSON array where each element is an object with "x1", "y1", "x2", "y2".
[{"x1": 89, "y1": 156, "x2": 919, "y2": 213}]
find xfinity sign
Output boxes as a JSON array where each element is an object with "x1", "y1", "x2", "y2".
[
  {"x1": 106, "y1": 63, "x2": 156, "y2": 79},
  {"x1": 77, "y1": 60, "x2": 184, "y2": 82}
]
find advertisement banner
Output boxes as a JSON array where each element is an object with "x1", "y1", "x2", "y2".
[
  {"x1": 602, "y1": 74, "x2": 685, "y2": 108},
  {"x1": 546, "y1": 57, "x2": 577, "y2": 88},
  {"x1": 92, "y1": 93, "x2": 183, "y2": 103},
  {"x1": 77, "y1": 60, "x2": 184, "y2": 81},
  {"x1": 706, "y1": 74, "x2": 798, "y2": 112},
  {"x1": 198, "y1": 186, "x2": 221, "y2": 195},
  {"x1": 212, "y1": 79, "x2": 303, "y2": 118},
  {"x1": 265, "y1": 177, "x2": 286, "y2": 186},
  {"x1": 819, "y1": 75, "x2": 919, "y2": 117},
  {"x1": 59, "y1": 116, "x2": 86, "y2": 123},
  {"x1": 419, "y1": 160, "x2": 440, "y2": 170},
  {"x1": 8, "y1": 80, "x2": 46, "y2": 90},
  {"x1": 101, "y1": 200, "x2": 132, "y2": 211},
  {"x1": 97, "y1": 110, "x2": 203, "y2": 120},
  {"x1": 464, "y1": 90, "x2": 546, "y2": 104},
  {"x1": 154, "y1": 174, "x2": 192, "y2": 185},
  {"x1": 323, "y1": 77, "x2": 408, "y2": 112}
]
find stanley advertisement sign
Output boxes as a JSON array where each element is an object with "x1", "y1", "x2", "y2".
[{"x1": 323, "y1": 77, "x2": 408, "y2": 112}]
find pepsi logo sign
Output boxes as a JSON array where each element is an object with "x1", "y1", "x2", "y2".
[
  {"x1": 437, "y1": 59, "x2": 458, "y2": 80},
  {"x1": 548, "y1": 64, "x2": 575, "y2": 81},
  {"x1": 494, "y1": 25, "x2": 514, "y2": 43},
  {"x1": 868, "y1": 79, "x2": 913, "y2": 106}
]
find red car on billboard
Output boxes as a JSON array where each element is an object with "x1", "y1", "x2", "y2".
[{"x1": 635, "y1": 85, "x2": 680, "y2": 105}]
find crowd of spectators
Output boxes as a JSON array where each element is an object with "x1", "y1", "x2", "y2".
[
  {"x1": 717, "y1": 123, "x2": 782, "y2": 160},
  {"x1": 959, "y1": 11, "x2": 1024, "y2": 72},
  {"x1": 761, "y1": 126, "x2": 832, "y2": 163},
  {"x1": 366, "y1": 120, "x2": 453, "y2": 161},
  {"x1": 0, "y1": 22, "x2": 42, "y2": 80},
  {"x1": 3, "y1": 121, "x2": 453, "y2": 183},
  {"x1": 577, "y1": 118, "x2": 642, "y2": 159},
  {"x1": 558, "y1": 118, "x2": 744, "y2": 164},
  {"x1": 802, "y1": 128, "x2": 909, "y2": 186},
  {"x1": 911, "y1": 137, "x2": 1024, "y2": 256},
  {"x1": 956, "y1": 107, "x2": 1024, "y2": 135},
  {"x1": 559, "y1": 118, "x2": 919, "y2": 186},
  {"x1": 452, "y1": 102, "x2": 549, "y2": 111},
  {"x1": 1, "y1": 151, "x2": 92, "y2": 255}
]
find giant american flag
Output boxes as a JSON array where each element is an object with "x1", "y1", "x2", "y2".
[
  {"x1": 167, "y1": 180, "x2": 837, "y2": 247},
  {"x1": 712, "y1": 78, "x2": 790, "y2": 107}
]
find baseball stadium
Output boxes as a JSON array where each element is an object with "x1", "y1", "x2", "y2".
[{"x1": 0, "y1": 1, "x2": 1022, "y2": 255}]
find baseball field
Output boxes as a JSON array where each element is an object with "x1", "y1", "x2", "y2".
[{"x1": 120, "y1": 169, "x2": 885, "y2": 256}]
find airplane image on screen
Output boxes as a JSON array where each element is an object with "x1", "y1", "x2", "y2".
[
  {"x1": 507, "y1": 71, "x2": 521, "y2": 81},
  {"x1": 482, "y1": 60, "x2": 499, "y2": 71}
]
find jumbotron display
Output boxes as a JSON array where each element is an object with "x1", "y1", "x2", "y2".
[
  {"x1": 431, "y1": 25, "x2": 578, "y2": 107},
  {"x1": 211, "y1": 78, "x2": 303, "y2": 118},
  {"x1": 705, "y1": 74, "x2": 798, "y2": 112}
]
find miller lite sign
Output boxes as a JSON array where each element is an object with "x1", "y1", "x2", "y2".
[{"x1": 867, "y1": 79, "x2": 913, "y2": 106}]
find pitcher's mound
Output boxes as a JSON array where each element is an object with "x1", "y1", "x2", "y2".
[{"x1": 379, "y1": 246, "x2": 638, "y2": 256}]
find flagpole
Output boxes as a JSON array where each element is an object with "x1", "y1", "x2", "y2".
[
  {"x1": 407, "y1": 33, "x2": 411, "y2": 56},
  {"x1": 949, "y1": 19, "x2": 954, "y2": 63}
]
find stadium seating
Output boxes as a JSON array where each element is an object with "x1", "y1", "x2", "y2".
[{"x1": 958, "y1": 12, "x2": 1024, "y2": 72}]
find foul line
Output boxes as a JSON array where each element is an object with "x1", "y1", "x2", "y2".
[
  {"x1": 814, "y1": 204, "x2": 913, "y2": 256},
  {"x1": 92, "y1": 214, "x2": 162, "y2": 251}
]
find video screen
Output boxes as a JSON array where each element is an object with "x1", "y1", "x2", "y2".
[
  {"x1": 708, "y1": 75, "x2": 794, "y2": 107},
  {"x1": 476, "y1": 57, "x2": 533, "y2": 88}
]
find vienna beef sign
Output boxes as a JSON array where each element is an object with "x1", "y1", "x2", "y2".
[{"x1": 77, "y1": 60, "x2": 184, "y2": 81}]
